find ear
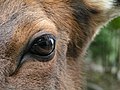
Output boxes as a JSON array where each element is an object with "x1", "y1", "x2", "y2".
[{"x1": 84, "y1": 0, "x2": 120, "y2": 19}]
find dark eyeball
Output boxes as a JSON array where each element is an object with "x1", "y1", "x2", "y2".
[{"x1": 29, "y1": 34, "x2": 56, "y2": 60}]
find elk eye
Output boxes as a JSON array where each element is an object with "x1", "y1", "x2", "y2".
[{"x1": 29, "y1": 34, "x2": 56, "y2": 60}]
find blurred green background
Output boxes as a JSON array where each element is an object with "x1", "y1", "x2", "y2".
[{"x1": 86, "y1": 17, "x2": 120, "y2": 90}]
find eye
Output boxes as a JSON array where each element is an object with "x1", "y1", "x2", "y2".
[{"x1": 29, "y1": 34, "x2": 56, "y2": 61}]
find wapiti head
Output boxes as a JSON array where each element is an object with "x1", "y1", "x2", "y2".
[{"x1": 0, "y1": 0, "x2": 120, "y2": 90}]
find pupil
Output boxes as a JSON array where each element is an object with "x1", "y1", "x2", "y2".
[{"x1": 31, "y1": 34, "x2": 55, "y2": 56}]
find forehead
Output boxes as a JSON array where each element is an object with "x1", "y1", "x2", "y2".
[
  {"x1": 0, "y1": 0, "x2": 71, "y2": 23},
  {"x1": 0, "y1": 0, "x2": 46, "y2": 25},
  {"x1": 0, "y1": 0, "x2": 72, "y2": 32},
  {"x1": 0, "y1": 0, "x2": 74, "y2": 40},
  {"x1": 0, "y1": 0, "x2": 92, "y2": 45},
  {"x1": 0, "y1": 0, "x2": 62, "y2": 54}
]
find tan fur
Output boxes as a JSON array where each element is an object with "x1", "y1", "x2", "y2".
[{"x1": 0, "y1": 0, "x2": 120, "y2": 90}]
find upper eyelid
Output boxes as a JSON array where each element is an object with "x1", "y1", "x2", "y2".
[{"x1": 29, "y1": 31, "x2": 56, "y2": 43}]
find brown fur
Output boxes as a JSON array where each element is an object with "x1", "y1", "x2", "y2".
[{"x1": 0, "y1": 0, "x2": 120, "y2": 90}]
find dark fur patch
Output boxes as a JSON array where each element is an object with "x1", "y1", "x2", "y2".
[
  {"x1": 67, "y1": 1, "x2": 92, "y2": 58},
  {"x1": 70, "y1": 1, "x2": 91, "y2": 26}
]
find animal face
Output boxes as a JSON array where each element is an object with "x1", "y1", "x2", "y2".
[{"x1": 0, "y1": 0, "x2": 120, "y2": 90}]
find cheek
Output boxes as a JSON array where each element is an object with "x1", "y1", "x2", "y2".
[
  {"x1": 57, "y1": 44, "x2": 67, "y2": 60},
  {"x1": 55, "y1": 39, "x2": 68, "y2": 71},
  {"x1": 18, "y1": 54, "x2": 57, "y2": 72},
  {"x1": 6, "y1": 56, "x2": 57, "y2": 86}
]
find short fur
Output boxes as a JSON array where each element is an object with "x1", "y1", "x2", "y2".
[{"x1": 0, "y1": 0, "x2": 120, "y2": 90}]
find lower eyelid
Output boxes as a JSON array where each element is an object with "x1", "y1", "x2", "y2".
[{"x1": 28, "y1": 51, "x2": 55, "y2": 62}]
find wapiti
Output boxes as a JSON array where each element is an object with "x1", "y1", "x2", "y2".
[{"x1": 0, "y1": 0, "x2": 120, "y2": 90}]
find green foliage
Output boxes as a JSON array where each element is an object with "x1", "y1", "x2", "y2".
[
  {"x1": 107, "y1": 17, "x2": 120, "y2": 30},
  {"x1": 87, "y1": 17, "x2": 120, "y2": 90},
  {"x1": 89, "y1": 28, "x2": 113, "y2": 60},
  {"x1": 88, "y1": 17, "x2": 120, "y2": 65}
]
